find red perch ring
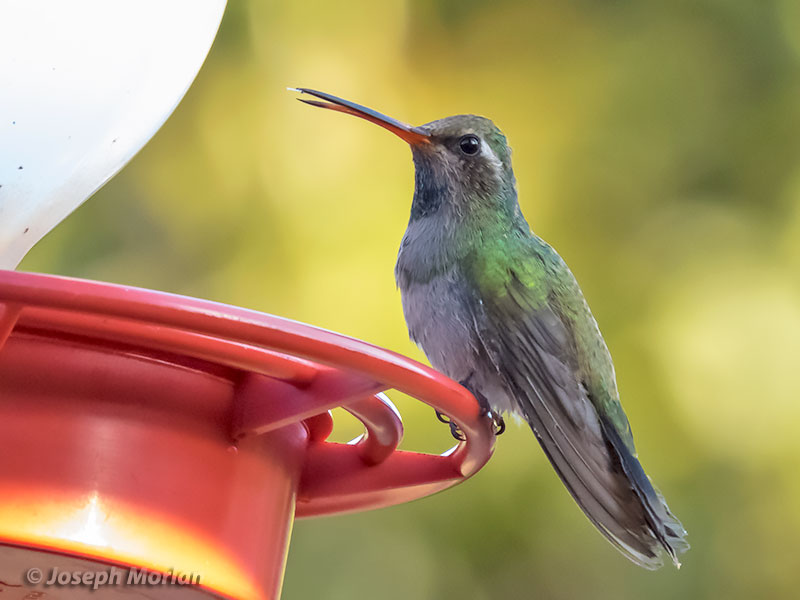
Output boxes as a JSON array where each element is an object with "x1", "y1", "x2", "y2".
[{"x1": 0, "y1": 270, "x2": 495, "y2": 600}]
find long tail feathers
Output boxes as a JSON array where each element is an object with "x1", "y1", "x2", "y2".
[
  {"x1": 521, "y1": 406, "x2": 689, "y2": 570},
  {"x1": 599, "y1": 415, "x2": 690, "y2": 568}
]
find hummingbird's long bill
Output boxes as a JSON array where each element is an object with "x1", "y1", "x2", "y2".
[{"x1": 291, "y1": 88, "x2": 430, "y2": 145}]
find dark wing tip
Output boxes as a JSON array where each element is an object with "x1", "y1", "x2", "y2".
[{"x1": 599, "y1": 415, "x2": 689, "y2": 568}]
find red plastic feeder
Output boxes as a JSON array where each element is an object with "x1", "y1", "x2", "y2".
[{"x1": 0, "y1": 270, "x2": 495, "y2": 599}]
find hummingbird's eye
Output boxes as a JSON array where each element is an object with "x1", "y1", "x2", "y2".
[{"x1": 458, "y1": 134, "x2": 481, "y2": 156}]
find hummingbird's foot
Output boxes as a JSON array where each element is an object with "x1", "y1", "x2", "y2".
[
  {"x1": 448, "y1": 421, "x2": 466, "y2": 441},
  {"x1": 435, "y1": 410, "x2": 450, "y2": 425},
  {"x1": 435, "y1": 410, "x2": 466, "y2": 441},
  {"x1": 456, "y1": 374, "x2": 503, "y2": 436},
  {"x1": 490, "y1": 412, "x2": 506, "y2": 436}
]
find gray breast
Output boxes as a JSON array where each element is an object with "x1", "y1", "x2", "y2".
[
  {"x1": 396, "y1": 265, "x2": 480, "y2": 382},
  {"x1": 394, "y1": 213, "x2": 481, "y2": 382},
  {"x1": 395, "y1": 214, "x2": 517, "y2": 414}
]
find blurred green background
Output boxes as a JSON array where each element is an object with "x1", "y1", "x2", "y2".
[{"x1": 20, "y1": 0, "x2": 800, "y2": 598}]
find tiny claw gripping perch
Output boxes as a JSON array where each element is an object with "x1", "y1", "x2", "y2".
[
  {"x1": 435, "y1": 410, "x2": 466, "y2": 441},
  {"x1": 490, "y1": 412, "x2": 506, "y2": 436}
]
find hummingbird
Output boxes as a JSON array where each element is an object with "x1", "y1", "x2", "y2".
[{"x1": 293, "y1": 88, "x2": 689, "y2": 569}]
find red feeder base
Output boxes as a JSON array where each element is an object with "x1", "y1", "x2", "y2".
[{"x1": 0, "y1": 271, "x2": 495, "y2": 599}]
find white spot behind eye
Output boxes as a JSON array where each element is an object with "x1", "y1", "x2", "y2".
[{"x1": 480, "y1": 138, "x2": 503, "y2": 172}]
